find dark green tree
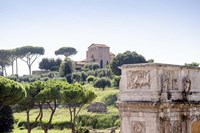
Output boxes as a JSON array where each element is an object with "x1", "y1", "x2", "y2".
[
  {"x1": 36, "y1": 80, "x2": 66, "y2": 133},
  {"x1": 113, "y1": 76, "x2": 120, "y2": 88},
  {"x1": 39, "y1": 58, "x2": 62, "y2": 71},
  {"x1": 147, "y1": 59, "x2": 154, "y2": 63},
  {"x1": 55, "y1": 47, "x2": 77, "y2": 57},
  {"x1": 8, "y1": 49, "x2": 17, "y2": 75},
  {"x1": 59, "y1": 58, "x2": 74, "y2": 77},
  {"x1": 18, "y1": 81, "x2": 44, "y2": 133},
  {"x1": 0, "y1": 77, "x2": 24, "y2": 133},
  {"x1": 94, "y1": 77, "x2": 111, "y2": 90},
  {"x1": 86, "y1": 75, "x2": 96, "y2": 83},
  {"x1": 62, "y1": 83, "x2": 96, "y2": 133},
  {"x1": 0, "y1": 76, "x2": 26, "y2": 109},
  {"x1": 17, "y1": 46, "x2": 45, "y2": 75},
  {"x1": 185, "y1": 62, "x2": 199, "y2": 68},
  {"x1": 0, "y1": 50, "x2": 11, "y2": 76},
  {"x1": 81, "y1": 62, "x2": 99, "y2": 71},
  {"x1": 72, "y1": 72, "x2": 82, "y2": 83},
  {"x1": 110, "y1": 51, "x2": 146, "y2": 75},
  {"x1": 0, "y1": 105, "x2": 14, "y2": 132}
]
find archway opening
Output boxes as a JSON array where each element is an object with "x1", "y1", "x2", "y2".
[{"x1": 192, "y1": 120, "x2": 200, "y2": 133}]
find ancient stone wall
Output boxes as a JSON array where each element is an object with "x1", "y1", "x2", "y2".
[{"x1": 117, "y1": 63, "x2": 200, "y2": 133}]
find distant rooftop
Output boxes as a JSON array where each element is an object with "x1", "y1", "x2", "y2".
[{"x1": 88, "y1": 43, "x2": 109, "y2": 48}]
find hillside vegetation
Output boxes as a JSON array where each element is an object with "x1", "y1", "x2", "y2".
[{"x1": 13, "y1": 85, "x2": 119, "y2": 132}]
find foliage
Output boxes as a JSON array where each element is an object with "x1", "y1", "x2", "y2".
[
  {"x1": 0, "y1": 105, "x2": 14, "y2": 132},
  {"x1": 55, "y1": 47, "x2": 77, "y2": 57},
  {"x1": 86, "y1": 75, "x2": 96, "y2": 83},
  {"x1": 36, "y1": 79, "x2": 67, "y2": 133},
  {"x1": 102, "y1": 93, "x2": 118, "y2": 106},
  {"x1": 0, "y1": 76, "x2": 26, "y2": 107},
  {"x1": 77, "y1": 114, "x2": 119, "y2": 129},
  {"x1": 72, "y1": 72, "x2": 82, "y2": 83},
  {"x1": 17, "y1": 81, "x2": 45, "y2": 133},
  {"x1": 110, "y1": 51, "x2": 146, "y2": 75},
  {"x1": 62, "y1": 83, "x2": 97, "y2": 133},
  {"x1": 7, "y1": 74, "x2": 18, "y2": 81},
  {"x1": 65, "y1": 74, "x2": 73, "y2": 83},
  {"x1": 112, "y1": 76, "x2": 120, "y2": 88},
  {"x1": 77, "y1": 127, "x2": 89, "y2": 133},
  {"x1": 13, "y1": 86, "x2": 119, "y2": 131},
  {"x1": 94, "y1": 77, "x2": 111, "y2": 90},
  {"x1": 185, "y1": 62, "x2": 199, "y2": 68},
  {"x1": 17, "y1": 75, "x2": 40, "y2": 83},
  {"x1": 71, "y1": 71, "x2": 88, "y2": 84},
  {"x1": 59, "y1": 58, "x2": 74, "y2": 77},
  {"x1": 81, "y1": 62, "x2": 99, "y2": 71},
  {"x1": 80, "y1": 71, "x2": 88, "y2": 83},
  {"x1": 39, "y1": 58, "x2": 62, "y2": 71},
  {"x1": 147, "y1": 59, "x2": 154, "y2": 63},
  {"x1": 0, "y1": 49, "x2": 11, "y2": 76},
  {"x1": 16, "y1": 46, "x2": 45, "y2": 75},
  {"x1": 86, "y1": 68, "x2": 112, "y2": 78}
]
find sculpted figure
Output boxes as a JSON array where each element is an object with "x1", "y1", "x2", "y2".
[
  {"x1": 184, "y1": 76, "x2": 191, "y2": 93},
  {"x1": 163, "y1": 74, "x2": 170, "y2": 92}
]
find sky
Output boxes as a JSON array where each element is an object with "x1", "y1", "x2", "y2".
[{"x1": 0, "y1": 0, "x2": 200, "y2": 75}]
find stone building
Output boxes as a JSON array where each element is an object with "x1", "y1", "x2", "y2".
[
  {"x1": 86, "y1": 44, "x2": 114, "y2": 68},
  {"x1": 117, "y1": 63, "x2": 200, "y2": 133}
]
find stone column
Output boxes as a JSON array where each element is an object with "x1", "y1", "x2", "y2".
[
  {"x1": 164, "y1": 120, "x2": 171, "y2": 133},
  {"x1": 186, "y1": 120, "x2": 191, "y2": 133}
]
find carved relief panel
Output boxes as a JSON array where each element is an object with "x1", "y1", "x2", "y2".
[
  {"x1": 172, "y1": 121, "x2": 182, "y2": 133},
  {"x1": 132, "y1": 121, "x2": 145, "y2": 133},
  {"x1": 127, "y1": 70, "x2": 150, "y2": 89},
  {"x1": 162, "y1": 71, "x2": 179, "y2": 91}
]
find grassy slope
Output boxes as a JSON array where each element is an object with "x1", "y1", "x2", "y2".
[{"x1": 13, "y1": 84, "x2": 119, "y2": 132}]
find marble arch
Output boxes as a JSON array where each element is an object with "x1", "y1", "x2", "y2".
[{"x1": 117, "y1": 63, "x2": 200, "y2": 133}]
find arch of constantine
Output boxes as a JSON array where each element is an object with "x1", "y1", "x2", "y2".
[{"x1": 117, "y1": 63, "x2": 200, "y2": 133}]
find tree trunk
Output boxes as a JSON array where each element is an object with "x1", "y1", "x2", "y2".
[
  {"x1": 4, "y1": 67, "x2": 7, "y2": 76},
  {"x1": 28, "y1": 65, "x2": 32, "y2": 75},
  {"x1": 44, "y1": 102, "x2": 56, "y2": 133},
  {"x1": 69, "y1": 107, "x2": 76, "y2": 133},
  {"x1": 26, "y1": 110, "x2": 32, "y2": 133},
  {"x1": 44, "y1": 128, "x2": 48, "y2": 133},
  {"x1": 16, "y1": 59, "x2": 18, "y2": 75},
  {"x1": 71, "y1": 107, "x2": 77, "y2": 133},
  {"x1": 12, "y1": 61, "x2": 14, "y2": 75}
]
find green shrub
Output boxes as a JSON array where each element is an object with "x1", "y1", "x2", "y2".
[
  {"x1": 77, "y1": 127, "x2": 89, "y2": 133},
  {"x1": 112, "y1": 76, "x2": 120, "y2": 88},
  {"x1": 7, "y1": 74, "x2": 18, "y2": 81},
  {"x1": 77, "y1": 114, "x2": 119, "y2": 129},
  {"x1": 94, "y1": 77, "x2": 111, "y2": 90},
  {"x1": 102, "y1": 93, "x2": 118, "y2": 106},
  {"x1": 86, "y1": 75, "x2": 96, "y2": 83},
  {"x1": 0, "y1": 105, "x2": 14, "y2": 132},
  {"x1": 15, "y1": 120, "x2": 71, "y2": 130}
]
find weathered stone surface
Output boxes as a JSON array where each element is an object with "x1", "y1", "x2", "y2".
[
  {"x1": 87, "y1": 102, "x2": 107, "y2": 113},
  {"x1": 117, "y1": 63, "x2": 200, "y2": 133}
]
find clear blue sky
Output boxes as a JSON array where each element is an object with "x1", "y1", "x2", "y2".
[{"x1": 0, "y1": 0, "x2": 200, "y2": 75}]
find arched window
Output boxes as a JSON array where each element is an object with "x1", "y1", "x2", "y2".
[{"x1": 100, "y1": 59, "x2": 103, "y2": 68}]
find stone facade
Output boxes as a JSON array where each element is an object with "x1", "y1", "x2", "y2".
[
  {"x1": 117, "y1": 63, "x2": 200, "y2": 133},
  {"x1": 86, "y1": 44, "x2": 114, "y2": 68}
]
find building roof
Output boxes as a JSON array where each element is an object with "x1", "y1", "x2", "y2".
[{"x1": 88, "y1": 43, "x2": 109, "y2": 48}]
